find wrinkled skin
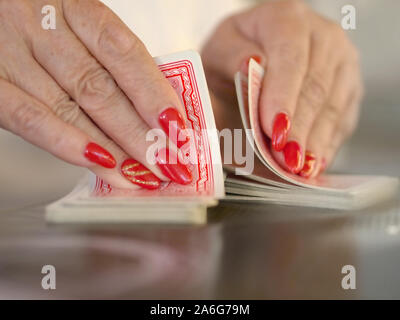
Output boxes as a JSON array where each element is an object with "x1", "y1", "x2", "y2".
[{"x1": 202, "y1": 0, "x2": 363, "y2": 177}]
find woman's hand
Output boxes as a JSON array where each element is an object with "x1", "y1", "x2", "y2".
[
  {"x1": 0, "y1": 0, "x2": 192, "y2": 189},
  {"x1": 202, "y1": 0, "x2": 363, "y2": 178}
]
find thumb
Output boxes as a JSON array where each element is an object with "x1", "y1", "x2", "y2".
[{"x1": 202, "y1": 17, "x2": 265, "y2": 81}]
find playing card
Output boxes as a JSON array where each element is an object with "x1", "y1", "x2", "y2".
[
  {"x1": 46, "y1": 51, "x2": 398, "y2": 221},
  {"x1": 236, "y1": 58, "x2": 400, "y2": 192},
  {"x1": 46, "y1": 51, "x2": 224, "y2": 224},
  {"x1": 224, "y1": 174, "x2": 399, "y2": 210},
  {"x1": 227, "y1": 58, "x2": 399, "y2": 209},
  {"x1": 89, "y1": 50, "x2": 224, "y2": 199}
]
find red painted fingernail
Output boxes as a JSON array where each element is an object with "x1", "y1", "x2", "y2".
[
  {"x1": 299, "y1": 151, "x2": 317, "y2": 179},
  {"x1": 241, "y1": 55, "x2": 262, "y2": 75},
  {"x1": 247, "y1": 55, "x2": 262, "y2": 65},
  {"x1": 121, "y1": 159, "x2": 161, "y2": 190},
  {"x1": 159, "y1": 107, "x2": 190, "y2": 148},
  {"x1": 156, "y1": 148, "x2": 192, "y2": 185},
  {"x1": 84, "y1": 142, "x2": 116, "y2": 169},
  {"x1": 271, "y1": 112, "x2": 291, "y2": 151},
  {"x1": 283, "y1": 141, "x2": 303, "y2": 174}
]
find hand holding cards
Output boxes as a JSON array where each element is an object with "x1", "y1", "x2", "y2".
[
  {"x1": 47, "y1": 51, "x2": 224, "y2": 224},
  {"x1": 226, "y1": 58, "x2": 398, "y2": 209}
]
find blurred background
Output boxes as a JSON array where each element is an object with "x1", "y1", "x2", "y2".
[{"x1": 0, "y1": 0, "x2": 399, "y2": 211}]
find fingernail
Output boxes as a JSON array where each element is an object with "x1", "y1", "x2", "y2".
[
  {"x1": 156, "y1": 148, "x2": 192, "y2": 185},
  {"x1": 271, "y1": 112, "x2": 291, "y2": 151},
  {"x1": 84, "y1": 142, "x2": 116, "y2": 169},
  {"x1": 247, "y1": 55, "x2": 262, "y2": 65},
  {"x1": 159, "y1": 107, "x2": 190, "y2": 148},
  {"x1": 283, "y1": 141, "x2": 303, "y2": 174},
  {"x1": 299, "y1": 151, "x2": 317, "y2": 179},
  {"x1": 241, "y1": 55, "x2": 262, "y2": 74},
  {"x1": 121, "y1": 159, "x2": 161, "y2": 190}
]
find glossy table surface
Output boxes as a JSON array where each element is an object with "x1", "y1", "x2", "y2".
[{"x1": 0, "y1": 103, "x2": 399, "y2": 299}]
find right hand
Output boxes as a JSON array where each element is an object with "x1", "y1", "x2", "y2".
[
  {"x1": 202, "y1": 0, "x2": 363, "y2": 178},
  {"x1": 0, "y1": 0, "x2": 192, "y2": 190}
]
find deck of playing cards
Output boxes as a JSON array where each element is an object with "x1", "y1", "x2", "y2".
[
  {"x1": 46, "y1": 52, "x2": 398, "y2": 224},
  {"x1": 224, "y1": 58, "x2": 398, "y2": 210},
  {"x1": 46, "y1": 51, "x2": 224, "y2": 224}
]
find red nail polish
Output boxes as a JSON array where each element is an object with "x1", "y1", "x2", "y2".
[
  {"x1": 283, "y1": 141, "x2": 303, "y2": 174},
  {"x1": 247, "y1": 55, "x2": 262, "y2": 65},
  {"x1": 299, "y1": 151, "x2": 317, "y2": 179},
  {"x1": 252, "y1": 55, "x2": 262, "y2": 64},
  {"x1": 159, "y1": 107, "x2": 190, "y2": 148},
  {"x1": 121, "y1": 159, "x2": 161, "y2": 190},
  {"x1": 156, "y1": 148, "x2": 192, "y2": 185},
  {"x1": 84, "y1": 142, "x2": 116, "y2": 169},
  {"x1": 241, "y1": 55, "x2": 263, "y2": 75},
  {"x1": 271, "y1": 112, "x2": 291, "y2": 151}
]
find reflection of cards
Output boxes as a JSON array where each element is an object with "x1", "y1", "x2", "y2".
[{"x1": 230, "y1": 58, "x2": 399, "y2": 209}]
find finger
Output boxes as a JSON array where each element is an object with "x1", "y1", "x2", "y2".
[
  {"x1": 324, "y1": 86, "x2": 362, "y2": 168},
  {"x1": 0, "y1": 78, "x2": 115, "y2": 170},
  {"x1": 28, "y1": 7, "x2": 191, "y2": 184},
  {"x1": 62, "y1": 0, "x2": 189, "y2": 146},
  {"x1": 1, "y1": 49, "x2": 145, "y2": 189},
  {"x1": 284, "y1": 31, "x2": 337, "y2": 174},
  {"x1": 303, "y1": 63, "x2": 362, "y2": 177},
  {"x1": 258, "y1": 26, "x2": 310, "y2": 157},
  {"x1": 270, "y1": 143, "x2": 317, "y2": 180}
]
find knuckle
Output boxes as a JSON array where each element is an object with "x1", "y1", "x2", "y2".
[
  {"x1": 129, "y1": 127, "x2": 147, "y2": 148},
  {"x1": 325, "y1": 142, "x2": 338, "y2": 157},
  {"x1": 324, "y1": 103, "x2": 341, "y2": 123},
  {"x1": 99, "y1": 138, "x2": 118, "y2": 155},
  {"x1": 131, "y1": 76, "x2": 165, "y2": 99},
  {"x1": 343, "y1": 124, "x2": 355, "y2": 138},
  {"x1": 11, "y1": 103, "x2": 49, "y2": 136},
  {"x1": 113, "y1": 118, "x2": 151, "y2": 154},
  {"x1": 52, "y1": 94, "x2": 81, "y2": 125},
  {"x1": 291, "y1": 111, "x2": 310, "y2": 134},
  {"x1": 299, "y1": 72, "x2": 329, "y2": 110},
  {"x1": 330, "y1": 22, "x2": 345, "y2": 37},
  {"x1": 97, "y1": 19, "x2": 144, "y2": 59},
  {"x1": 50, "y1": 130, "x2": 69, "y2": 155},
  {"x1": 331, "y1": 23, "x2": 358, "y2": 57},
  {"x1": 75, "y1": 64, "x2": 118, "y2": 109},
  {"x1": 119, "y1": 117, "x2": 148, "y2": 141},
  {"x1": 274, "y1": 43, "x2": 307, "y2": 73}
]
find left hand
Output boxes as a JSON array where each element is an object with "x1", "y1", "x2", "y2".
[{"x1": 202, "y1": 0, "x2": 363, "y2": 178}]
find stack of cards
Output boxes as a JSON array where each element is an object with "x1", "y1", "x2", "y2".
[
  {"x1": 224, "y1": 59, "x2": 398, "y2": 210},
  {"x1": 46, "y1": 52, "x2": 398, "y2": 224},
  {"x1": 46, "y1": 51, "x2": 224, "y2": 224}
]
